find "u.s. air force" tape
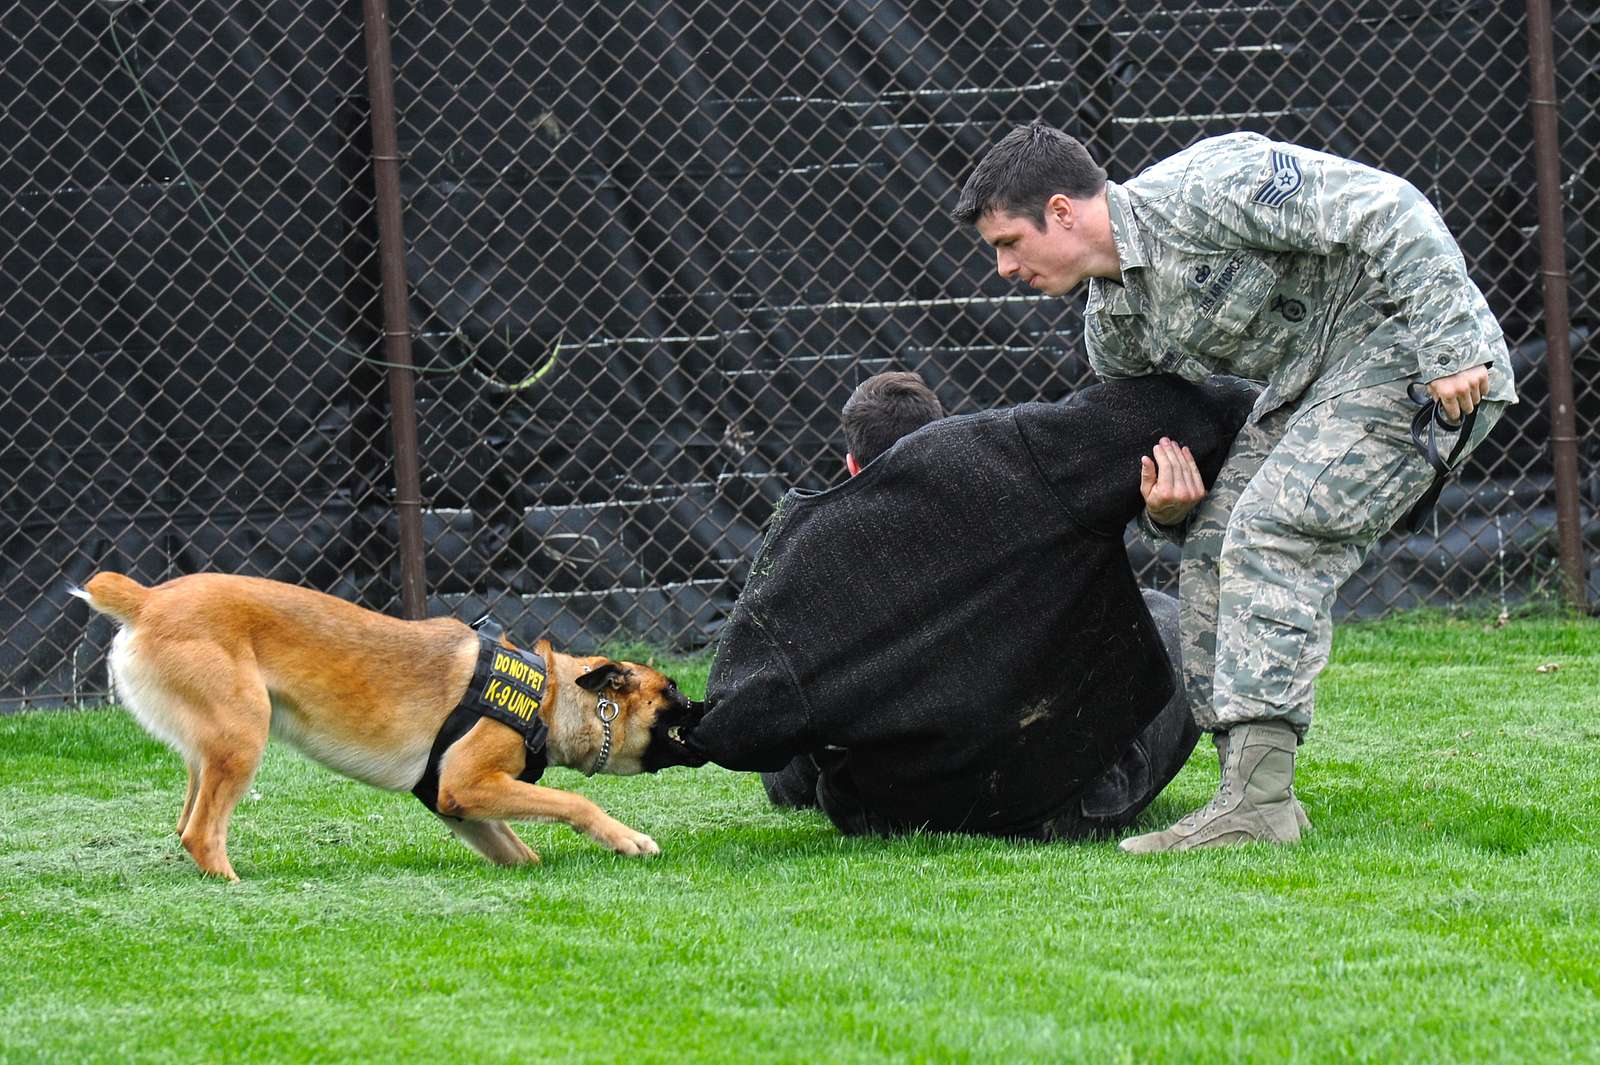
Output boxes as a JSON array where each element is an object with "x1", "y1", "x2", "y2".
[{"x1": 1253, "y1": 149, "x2": 1303, "y2": 207}]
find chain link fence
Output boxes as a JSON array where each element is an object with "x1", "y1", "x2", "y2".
[{"x1": 3, "y1": 0, "x2": 1595, "y2": 707}]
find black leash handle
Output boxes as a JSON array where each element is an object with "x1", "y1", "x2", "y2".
[{"x1": 1401, "y1": 381, "x2": 1476, "y2": 533}]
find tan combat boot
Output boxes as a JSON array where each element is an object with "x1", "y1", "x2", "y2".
[
  {"x1": 1119, "y1": 720, "x2": 1305, "y2": 853},
  {"x1": 1212, "y1": 729, "x2": 1310, "y2": 833}
]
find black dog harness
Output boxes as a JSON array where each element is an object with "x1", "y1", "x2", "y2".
[{"x1": 411, "y1": 628, "x2": 551, "y2": 817}]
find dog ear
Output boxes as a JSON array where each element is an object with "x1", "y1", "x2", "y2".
[{"x1": 575, "y1": 662, "x2": 626, "y2": 692}]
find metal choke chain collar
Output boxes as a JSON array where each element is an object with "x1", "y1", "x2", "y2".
[{"x1": 587, "y1": 695, "x2": 621, "y2": 776}]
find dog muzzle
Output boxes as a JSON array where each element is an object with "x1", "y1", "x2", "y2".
[{"x1": 642, "y1": 698, "x2": 710, "y2": 772}]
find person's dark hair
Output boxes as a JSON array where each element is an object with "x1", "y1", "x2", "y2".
[
  {"x1": 952, "y1": 121, "x2": 1107, "y2": 228},
  {"x1": 842, "y1": 371, "x2": 946, "y2": 466}
]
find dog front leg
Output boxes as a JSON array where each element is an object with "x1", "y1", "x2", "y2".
[
  {"x1": 438, "y1": 772, "x2": 660, "y2": 857},
  {"x1": 440, "y1": 816, "x2": 540, "y2": 866}
]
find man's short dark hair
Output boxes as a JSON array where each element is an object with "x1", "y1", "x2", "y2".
[
  {"x1": 842, "y1": 371, "x2": 946, "y2": 467},
  {"x1": 952, "y1": 121, "x2": 1108, "y2": 228}
]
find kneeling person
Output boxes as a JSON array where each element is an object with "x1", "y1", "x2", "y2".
[{"x1": 682, "y1": 371, "x2": 1254, "y2": 841}]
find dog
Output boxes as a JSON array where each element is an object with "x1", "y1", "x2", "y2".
[{"x1": 72, "y1": 571, "x2": 706, "y2": 881}]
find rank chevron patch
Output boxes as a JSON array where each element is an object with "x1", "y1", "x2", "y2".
[{"x1": 1253, "y1": 149, "x2": 1304, "y2": 207}]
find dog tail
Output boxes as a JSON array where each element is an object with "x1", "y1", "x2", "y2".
[{"x1": 77, "y1": 572, "x2": 151, "y2": 626}]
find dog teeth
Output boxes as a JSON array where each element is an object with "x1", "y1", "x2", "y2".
[{"x1": 668, "y1": 725, "x2": 684, "y2": 743}]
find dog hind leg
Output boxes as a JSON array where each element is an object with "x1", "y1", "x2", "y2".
[
  {"x1": 176, "y1": 760, "x2": 199, "y2": 837},
  {"x1": 178, "y1": 683, "x2": 271, "y2": 883},
  {"x1": 441, "y1": 817, "x2": 539, "y2": 866}
]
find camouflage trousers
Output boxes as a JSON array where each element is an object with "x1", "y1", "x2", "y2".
[{"x1": 1178, "y1": 378, "x2": 1506, "y2": 736}]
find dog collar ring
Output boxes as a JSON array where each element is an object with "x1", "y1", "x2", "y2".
[{"x1": 587, "y1": 696, "x2": 620, "y2": 776}]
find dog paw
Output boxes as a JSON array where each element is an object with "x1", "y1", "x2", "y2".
[{"x1": 607, "y1": 830, "x2": 660, "y2": 857}]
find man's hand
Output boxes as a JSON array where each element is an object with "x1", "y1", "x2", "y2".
[
  {"x1": 1140, "y1": 437, "x2": 1206, "y2": 526},
  {"x1": 1426, "y1": 365, "x2": 1490, "y2": 424}
]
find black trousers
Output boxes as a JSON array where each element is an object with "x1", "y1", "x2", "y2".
[{"x1": 761, "y1": 590, "x2": 1200, "y2": 841}]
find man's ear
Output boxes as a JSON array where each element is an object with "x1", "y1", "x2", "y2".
[
  {"x1": 576, "y1": 662, "x2": 626, "y2": 692},
  {"x1": 846, "y1": 452, "x2": 862, "y2": 477},
  {"x1": 1047, "y1": 193, "x2": 1075, "y2": 230}
]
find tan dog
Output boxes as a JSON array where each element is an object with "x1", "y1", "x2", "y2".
[{"x1": 73, "y1": 572, "x2": 705, "y2": 881}]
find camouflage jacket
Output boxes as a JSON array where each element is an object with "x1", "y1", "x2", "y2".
[{"x1": 1085, "y1": 132, "x2": 1517, "y2": 420}]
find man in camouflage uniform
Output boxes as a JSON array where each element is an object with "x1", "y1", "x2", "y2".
[{"x1": 953, "y1": 122, "x2": 1516, "y2": 851}]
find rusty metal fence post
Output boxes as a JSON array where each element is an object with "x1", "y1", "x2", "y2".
[
  {"x1": 360, "y1": 0, "x2": 428, "y2": 619},
  {"x1": 1524, "y1": 0, "x2": 1590, "y2": 612}
]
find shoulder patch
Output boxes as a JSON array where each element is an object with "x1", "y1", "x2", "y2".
[{"x1": 1252, "y1": 150, "x2": 1303, "y2": 207}]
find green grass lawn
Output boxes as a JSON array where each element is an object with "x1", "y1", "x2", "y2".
[{"x1": 2, "y1": 615, "x2": 1597, "y2": 1064}]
